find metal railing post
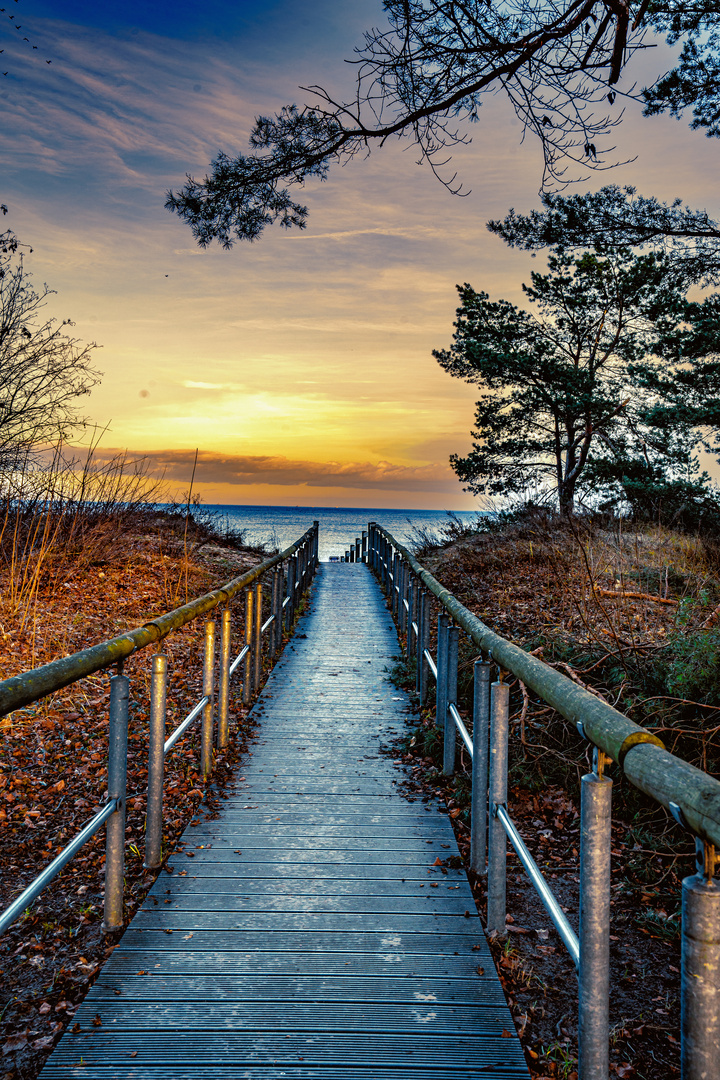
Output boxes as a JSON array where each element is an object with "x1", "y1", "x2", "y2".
[
  {"x1": 287, "y1": 556, "x2": 298, "y2": 626},
  {"x1": 218, "y1": 607, "x2": 232, "y2": 749},
  {"x1": 578, "y1": 763, "x2": 613, "y2": 1080},
  {"x1": 487, "y1": 679, "x2": 510, "y2": 934},
  {"x1": 391, "y1": 554, "x2": 399, "y2": 617},
  {"x1": 435, "y1": 614, "x2": 449, "y2": 732},
  {"x1": 470, "y1": 660, "x2": 491, "y2": 875},
  {"x1": 361, "y1": 530, "x2": 367, "y2": 563},
  {"x1": 408, "y1": 578, "x2": 418, "y2": 660},
  {"x1": 314, "y1": 520, "x2": 320, "y2": 567},
  {"x1": 443, "y1": 625, "x2": 459, "y2": 776},
  {"x1": 243, "y1": 587, "x2": 253, "y2": 704},
  {"x1": 201, "y1": 620, "x2": 215, "y2": 778},
  {"x1": 104, "y1": 672, "x2": 129, "y2": 931},
  {"x1": 417, "y1": 591, "x2": 430, "y2": 704},
  {"x1": 253, "y1": 579, "x2": 263, "y2": 694},
  {"x1": 144, "y1": 654, "x2": 167, "y2": 870},
  {"x1": 398, "y1": 561, "x2": 407, "y2": 635},
  {"x1": 681, "y1": 843, "x2": 720, "y2": 1080},
  {"x1": 270, "y1": 569, "x2": 282, "y2": 657},
  {"x1": 415, "y1": 589, "x2": 424, "y2": 694},
  {"x1": 397, "y1": 560, "x2": 404, "y2": 631}
]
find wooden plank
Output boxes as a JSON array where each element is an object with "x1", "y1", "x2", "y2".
[
  {"x1": 40, "y1": 563, "x2": 528, "y2": 1080},
  {"x1": 130, "y1": 911, "x2": 487, "y2": 932}
]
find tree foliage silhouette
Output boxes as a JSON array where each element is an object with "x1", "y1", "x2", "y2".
[
  {"x1": 434, "y1": 241, "x2": 720, "y2": 515},
  {"x1": 167, "y1": 1, "x2": 720, "y2": 247}
]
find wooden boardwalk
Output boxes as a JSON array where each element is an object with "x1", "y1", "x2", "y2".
[{"x1": 42, "y1": 563, "x2": 528, "y2": 1078}]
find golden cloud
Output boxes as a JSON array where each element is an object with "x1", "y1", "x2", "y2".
[{"x1": 93, "y1": 447, "x2": 455, "y2": 493}]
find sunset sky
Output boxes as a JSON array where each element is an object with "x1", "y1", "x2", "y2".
[{"x1": 1, "y1": 1, "x2": 718, "y2": 509}]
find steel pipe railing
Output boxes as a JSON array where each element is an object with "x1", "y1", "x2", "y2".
[
  {"x1": 0, "y1": 799, "x2": 118, "y2": 936},
  {"x1": 229, "y1": 643, "x2": 250, "y2": 677},
  {"x1": 448, "y1": 702, "x2": 473, "y2": 757},
  {"x1": 496, "y1": 803, "x2": 581, "y2": 968},
  {"x1": 163, "y1": 696, "x2": 208, "y2": 756},
  {"x1": 364, "y1": 520, "x2": 720, "y2": 1080},
  {"x1": 0, "y1": 522, "x2": 320, "y2": 936},
  {"x1": 423, "y1": 648, "x2": 437, "y2": 681}
]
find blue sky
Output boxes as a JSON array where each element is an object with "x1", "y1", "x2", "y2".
[{"x1": 1, "y1": 2, "x2": 718, "y2": 507}]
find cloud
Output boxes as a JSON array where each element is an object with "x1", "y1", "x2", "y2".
[{"x1": 92, "y1": 447, "x2": 457, "y2": 493}]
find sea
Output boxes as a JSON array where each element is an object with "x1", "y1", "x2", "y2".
[{"x1": 196, "y1": 505, "x2": 484, "y2": 562}]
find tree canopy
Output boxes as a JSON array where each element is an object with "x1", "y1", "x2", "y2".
[
  {"x1": 167, "y1": 2, "x2": 720, "y2": 248},
  {"x1": 487, "y1": 185, "x2": 720, "y2": 467},
  {"x1": 489, "y1": 185, "x2": 720, "y2": 284},
  {"x1": 433, "y1": 244, "x2": 720, "y2": 515}
]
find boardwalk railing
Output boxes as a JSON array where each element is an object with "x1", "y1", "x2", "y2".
[
  {"x1": 0, "y1": 522, "x2": 319, "y2": 936},
  {"x1": 366, "y1": 522, "x2": 720, "y2": 1080}
]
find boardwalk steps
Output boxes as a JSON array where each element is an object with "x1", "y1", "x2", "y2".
[{"x1": 41, "y1": 563, "x2": 529, "y2": 1078}]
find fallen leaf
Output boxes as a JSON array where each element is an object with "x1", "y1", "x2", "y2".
[
  {"x1": 31, "y1": 1036, "x2": 55, "y2": 1050},
  {"x1": 3, "y1": 1033, "x2": 28, "y2": 1054},
  {"x1": 501, "y1": 1029, "x2": 513, "y2": 1038}
]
